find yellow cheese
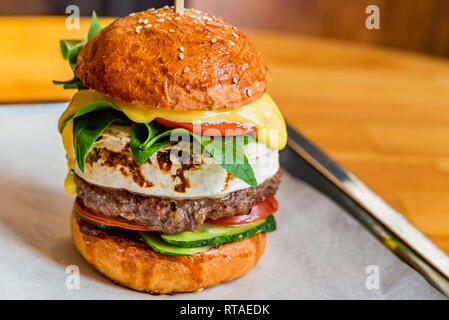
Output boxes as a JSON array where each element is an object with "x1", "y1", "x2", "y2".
[{"x1": 59, "y1": 89, "x2": 287, "y2": 193}]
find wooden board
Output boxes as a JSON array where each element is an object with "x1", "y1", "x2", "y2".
[{"x1": 2, "y1": 17, "x2": 449, "y2": 253}]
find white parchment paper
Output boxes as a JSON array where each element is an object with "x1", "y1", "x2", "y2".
[{"x1": 0, "y1": 105, "x2": 445, "y2": 299}]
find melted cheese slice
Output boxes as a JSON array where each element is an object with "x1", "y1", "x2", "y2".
[{"x1": 59, "y1": 89, "x2": 287, "y2": 194}]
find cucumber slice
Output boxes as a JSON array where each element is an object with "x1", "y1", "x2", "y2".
[
  {"x1": 161, "y1": 215, "x2": 276, "y2": 248},
  {"x1": 138, "y1": 232, "x2": 211, "y2": 256}
]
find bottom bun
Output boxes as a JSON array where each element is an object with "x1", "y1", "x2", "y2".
[{"x1": 71, "y1": 210, "x2": 267, "y2": 294}]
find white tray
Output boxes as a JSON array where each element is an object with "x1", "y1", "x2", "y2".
[{"x1": 0, "y1": 104, "x2": 444, "y2": 299}]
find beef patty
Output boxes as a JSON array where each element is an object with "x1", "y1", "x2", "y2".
[{"x1": 75, "y1": 169, "x2": 282, "y2": 234}]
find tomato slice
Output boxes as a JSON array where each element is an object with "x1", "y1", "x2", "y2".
[
  {"x1": 155, "y1": 118, "x2": 255, "y2": 136},
  {"x1": 205, "y1": 195, "x2": 278, "y2": 226},
  {"x1": 74, "y1": 198, "x2": 150, "y2": 231}
]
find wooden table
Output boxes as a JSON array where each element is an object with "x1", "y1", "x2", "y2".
[{"x1": 2, "y1": 17, "x2": 449, "y2": 253}]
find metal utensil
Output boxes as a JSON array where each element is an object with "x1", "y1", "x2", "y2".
[{"x1": 280, "y1": 123, "x2": 449, "y2": 296}]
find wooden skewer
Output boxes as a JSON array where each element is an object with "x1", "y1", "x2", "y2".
[{"x1": 174, "y1": 0, "x2": 184, "y2": 14}]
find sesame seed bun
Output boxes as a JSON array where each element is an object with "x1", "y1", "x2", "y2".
[
  {"x1": 75, "y1": 7, "x2": 271, "y2": 111},
  {"x1": 71, "y1": 210, "x2": 267, "y2": 294}
]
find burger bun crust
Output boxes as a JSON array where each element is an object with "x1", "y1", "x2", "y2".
[
  {"x1": 75, "y1": 8, "x2": 271, "y2": 111},
  {"x1": 71, "y1": 210, "x2": 267, "y2": 294}
]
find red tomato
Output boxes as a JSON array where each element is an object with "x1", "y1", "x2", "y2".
[
  {"x1": 205, "y1": 195, "x2": 278, "y2": 226},
  {"x1": 155, "y1": 118, "x2": 255, "y2": 136},
  {"x1": 74, "y1": 198, "x2": 150, "y2": 231}
]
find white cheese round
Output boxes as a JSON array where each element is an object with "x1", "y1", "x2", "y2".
[{"x1": 74, "y1": 126, "x2": 279, "y2": 199}]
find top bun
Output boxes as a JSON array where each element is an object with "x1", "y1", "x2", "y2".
[{"x1": 75, "y1": 7, "x2": 271, "y2": 111}]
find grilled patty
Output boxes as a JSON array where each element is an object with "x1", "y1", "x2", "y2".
[{"x1": 75, "y1": 169, "x2": 282, "y2": 234}]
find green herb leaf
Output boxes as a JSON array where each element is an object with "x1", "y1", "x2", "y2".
[
  {"x1": 88, "y1": 10, "x2": 102, "y2": 40},
  {"x1": 59, "y1": 39, "x2": 87, "y2": 70},
  {"x1": 130, "y1": 122, "x2": 171, "y2": 166},
  {"x1": 59, "y1": 100, "x2": 119, "y2": 133},
  {"x1": 52, "y1": 76, "x2": 86, "y2": 91},
  {"x1": 53, "y1": 11, "x2": 101, "y2": 90},
  {"x1": 73, "y1": 109, "x2": 127, "y2": 172},
  {"x1": 203, "y1": 135, "x2": 258, "y2": 187},
  {"x1": 131, "y1": 124, "x2": 258, "y2": 186}
]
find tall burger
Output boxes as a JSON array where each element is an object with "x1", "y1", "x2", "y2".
[{"x1": 54, "y1": 6, "x2": 287, "y2": 294}]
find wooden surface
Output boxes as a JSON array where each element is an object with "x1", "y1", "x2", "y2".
[
  {"x1": 2, "y1": 17, "x2": 449, "y2": 253},
  {"x1": 189, "y1": 0, "x2": 449, "y2": 58}
]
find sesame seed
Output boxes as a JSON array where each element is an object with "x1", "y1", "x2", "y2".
[
  {"x1": 233, "y1": 26, "x2": 238, "y2": 30},
  {"x1": 166, "y1": 16, "x2": 172, "y2": 21},
  {"x1": 156, "y1": 18, "x2": 165, "y2": 23},
  {"x1": 179, "y1": 46, "x2": 185, "y2": 52},
  {"x1": 245, "y1": 88, "x2": 252, "y2": 97},
  {"x1": 229, "y1": 40, "x2": 235, "y2": 46},
  {"x1": 232, "y1": 77, "x2": 238, "y2": 84},
  {"x1": 193, "y1": 9, "x2": 201, "y2": 14},
  {"x1": 210, "y1": 38, "x2": 217, "y2": 43},
  {"x1": 144, "y1": 24, "x2": 152, "y2": 28},
  {"x1": 163, "y1": 5, "x2": 169, "y2": 9},
  {"x1": 169, "y1": 29, "x2": 175, "y2": 33},
  {"x1": 149, "y1": 8, "x2": 155, "y2": 11},
  {"x1": 232, "y1": 32, "x2": 239, "y2": 39},
  {"x1": 143, "y1": 18, "x2": 148, "y2": 24},
  {"x1": 175, "y1": 17, "x2": 181, "y2": 21},
  {"x1": 138, "y1": 18, "x2": 143, "y2": 23},
  {"x1": 178, "y1": 53, "x2": 184, "y2": 60},
  {"x1": 135, "y1": 26, "x2": 142, "y2": 33},
  {"x1": 184, "y1": 67, "x2": 190, "y2": 72},
  {"x1": 129, "y1": 12, "x2": 136, "y2": 16},
  {"x1": 188, "y1": 14, "x2": 196, "y2": 19}
]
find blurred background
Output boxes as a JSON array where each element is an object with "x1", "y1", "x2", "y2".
[
  {"x1": 1, "y1": 0, "x2": 449, "y2": 254},
  {"x1": 1, "y1": 0, "x2": 448, "y2": 57}
]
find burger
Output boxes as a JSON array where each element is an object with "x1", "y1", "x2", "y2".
[{"x1": 54, "y1": 6, "x2": 287, "y2": 294}]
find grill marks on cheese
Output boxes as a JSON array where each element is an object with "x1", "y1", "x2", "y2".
[
  {"x1": 86, "y1": 144, "x2": 154, "y2": 188},
  {"x1": 60, "y1": 89, "x2": 287, "y2": 194},
  {"x1": 85, "y1": 143, "x2": 202, "y2": 193}
]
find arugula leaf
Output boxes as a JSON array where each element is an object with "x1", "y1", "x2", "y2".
[
  {"x1": 130, "y1": 122, "x2": 171, "y2": 166},
  {"x1": 52, "y1": 76, "x2": 86, "y2": 90},
  {"x1": 59, "y1": 100, "x2": 119, "y2": 133},
  {"x1": 53, "y1": 11, "x2": 101, "y2": 90},
  {"x1": 88, "y1": 10, "x2": 102, "y2": 40},
  {"x1": 59, "y1": 39, "x2": 87, "y2": 70},
  {"x1": 202, "y1": 135, "x2": 258, "y2": 187},
  {"x1": 73, "y1": 109, "x2": 127, "y2": 172}
]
